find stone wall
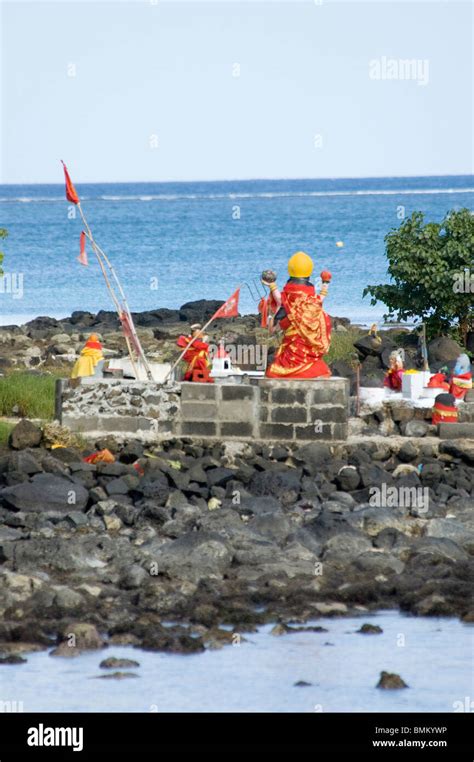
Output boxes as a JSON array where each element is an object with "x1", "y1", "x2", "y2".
[{"x1": 57, "y1": 377, "x2": 350, "y2": 443}]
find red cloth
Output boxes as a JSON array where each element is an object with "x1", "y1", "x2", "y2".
[
  {"x1": 266, "y1": 282, "x2": 331, "y2": 379},
  {"x1": 212, "y1": 288, "x2": 240, "y2": 319},
  {"x1": 427, "y1": 373, "x2": 450, "y2": 391},
  {"x1": 177, "y1": 335, "x2": 210, "y2": 381},
  {"x1": 85, "y1": 340, "x2": 102, "y2": 351},
  {"x1": 61, "y1": 160, "x2": 80, "y2": 204},
  {"x1": 384, "y1": 368, "x2": 403, "y2": 391},
  {"x1": 78, "y1": 231, "x2": 88, "y2": 266},
  {"x1": 450, "y1": 372, "x2": 472, "y2": 399}
]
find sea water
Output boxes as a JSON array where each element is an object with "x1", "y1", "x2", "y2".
[
  {"x1": 0, "y1": 176, "x2": 472, "y2": 326},
  {"x1": 1, "y1": 611, "x2": 472, "y2": 712}
]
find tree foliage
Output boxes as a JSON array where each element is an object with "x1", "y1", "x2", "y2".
[{"x1": 363, "y1": 209, "x2": 474, "y2": 344}]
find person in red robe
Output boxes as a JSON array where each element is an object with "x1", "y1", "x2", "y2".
[
  {"x1": 383, "y1": 350, "x2": 404, "y2": 391},
  {"x1": 263, "y1": 252, "x2": 332, "y2": 379},
  {"x1": 176, "y1": 324, "x2": 212, "y2": 381},
  {"x1": 449, "y1": 353, "x2": 472, "y2": 400}
]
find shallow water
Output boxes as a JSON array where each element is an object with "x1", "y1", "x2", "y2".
[{"x1": 1, "y1": 611, "x2": 473, "y2": 712}]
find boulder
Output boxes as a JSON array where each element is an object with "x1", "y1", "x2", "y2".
[
  {"x1": 293, "y1": 443, "x2": 331, "y2": 474},
  {"x1": 153, "y1": 531, "x2": 233, "y2": 582},
  {"x1": 249, "y1": 468, "x2": 301, "y2": 506},
  {"x1": 58, "y1": 622, "x2": 106, "y2": 650},
  {"x1": 354, "y1": 334, "x2": 394, "y2": 358},
  {"x1": 336, "y1": 466, "x2": 360, "y2": 491},
  {"x1": 9, "y1": 419, "x2": 42, "y2": 450},
  {"x1": 179, "y1": 299, "x2": 227, "y2": 323},
  {"x1": 402, "y1": 419, "x2": 430, "y2": 438},
  {"x1": 397, "y1": 441, "x2": 418, "y2": 463},
  {"x1": 0, "y1": 473, "x2": 89, "y2": 513},
  {"x1": 376, "y1": 671, "x2": 408, "y2": 689},
  {"x1": 428, "y1": 336, "x2": 462, "y2": 370}
]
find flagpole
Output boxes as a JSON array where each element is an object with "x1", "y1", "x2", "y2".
[
  {"x1": 164, "y1": 287, "x2": 241, "y2": 383},
  {"x1": 77, "y1": 202, "x2": 152, "y2": 381}
]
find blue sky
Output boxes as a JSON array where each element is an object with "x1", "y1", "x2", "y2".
[{"x1": 1, "y1": 0, "x2": 472, "y2": 183}]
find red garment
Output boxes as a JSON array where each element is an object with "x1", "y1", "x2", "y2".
[
  {"x1": 266, "y1": 282, "x2": 331, "y2": 379},
  {"x1": 177, "y1": 335, "x2": 211, "y2": 381},
  {"x1": 84, "y1": 340, "x2": 102, "y2": 351},
  {"x1": 449, "y1": 372, "x2": 472, "y2": 400},
  {"x1": 383, "y1": 368, "x2": 403, "y2": 391}
]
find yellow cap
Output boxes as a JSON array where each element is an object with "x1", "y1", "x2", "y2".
[{"x1": 288, "y1": 251, "x2": 313, "y2": 278}]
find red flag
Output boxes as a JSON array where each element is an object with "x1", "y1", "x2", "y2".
[
  {"x1": 61, "y1": 160, "x2": 80, "y2": 204},
  {"x1": 212, "y1": 287, "x2": 240, "y2": 319},
  {"x1": 120, "y1": 311, "x2": 142, "y2": 358},
  {"x1": 78, "y1": 231, "x2": 88, "y2": 266}
]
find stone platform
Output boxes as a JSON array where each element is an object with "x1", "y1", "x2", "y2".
[{"x1": 57, "y1": 377, "x2": 350, "y2": 443}]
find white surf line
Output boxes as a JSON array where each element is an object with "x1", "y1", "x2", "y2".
[{"x1": 1, "y1": 188, "x2": 473, "y2": 203}]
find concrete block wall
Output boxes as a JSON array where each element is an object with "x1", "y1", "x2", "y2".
[{"x1": 57, "y1": 377, "x2": 350, "y2": 443}]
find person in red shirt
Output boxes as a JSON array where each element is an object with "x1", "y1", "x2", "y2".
[{"x1": 176, "y1": 323, "x2": 212, "y2": 381}]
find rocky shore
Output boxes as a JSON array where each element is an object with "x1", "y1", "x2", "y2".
[{"x1": 0, "y1": 420, "x2": 473, "y2": 660}]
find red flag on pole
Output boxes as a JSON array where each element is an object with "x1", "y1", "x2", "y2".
[
  {"x1": 61, "y1": 160, "x2": 80, "y2": 204},
  {"x1": 211, "y1": 287, "x2": 240, "y2": 319},
  {"x1": 78, "y1": 231, "x2": 88, "y2": 266}
]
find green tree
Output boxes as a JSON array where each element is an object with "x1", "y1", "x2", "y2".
[
  {"x1": 0, "y1": 228, "x2": 6, "y2": 274},
  {"x1": 363, "y1": 209, "x2": 474, "y2": 345}
]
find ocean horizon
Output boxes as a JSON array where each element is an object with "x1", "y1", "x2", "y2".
[{"x1": 0, "y1": 174, "x2": 472, "y2": 327}]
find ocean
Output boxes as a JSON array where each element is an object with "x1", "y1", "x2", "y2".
[
  {"x1": 0, "y1": 175, "x2": 472, "y2": 326},
  {"x1": 2, "y1": 612, "x2": 472, "y2": 712}
]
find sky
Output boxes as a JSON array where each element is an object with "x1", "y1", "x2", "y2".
[{"x1": 0, "y1": 0, "x2": 472, "y2": 184}]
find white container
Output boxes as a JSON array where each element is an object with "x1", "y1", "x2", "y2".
[{"x1": 402, "y1": 371, "x2": 433, "y2": 400}]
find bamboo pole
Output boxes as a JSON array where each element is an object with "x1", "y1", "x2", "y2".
[{"x1": 77, "y1": 203, "x2": 152, "y2": 381}]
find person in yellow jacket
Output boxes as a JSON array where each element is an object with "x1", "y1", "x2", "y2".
[{"x1": 71, "y1": 334, "x2": 104, "y2": 379}]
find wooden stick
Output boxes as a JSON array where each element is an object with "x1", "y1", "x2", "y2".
[{"x1": 78, "y1": 203, "x2": 153, "y2": 380}]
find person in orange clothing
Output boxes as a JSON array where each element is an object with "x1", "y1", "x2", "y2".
[
  {"x1": 264, "y1": 251, "x2": 332, "y2": 379},
  {"x1": 71, "y1": 333, "x2": 104, "y2": 378},
  {"x1": 176, "y1": 323, "x2": 212, "y2": 381}
]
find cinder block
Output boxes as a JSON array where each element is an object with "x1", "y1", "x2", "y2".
[
  {"x1": 271, "y1": 387, "x2": 308, "y2": 405},
  {"x1": 219, "y1": 401, "x2": 254, "y2": 421},
  {"x1": 181, "y1": 402, "x2": 217, "y2": 420},
  {"x1": 458, "y1": 404, "x2": 474, "y2": 423},
  {"x1": 181, "y1": 421, "x2": 217, "y2": 437},
  {"x1": 311, "y1": 387, "x2": 346, "y2": 406},
  {"x1": 62, "y1": 415, "x2": 100, "y2": 433},
  {"x1": 271, "y1": 406, "x2": 308, "y2": 423},
  {"x1": 136, "y1": 417, "x2": 153, "y2": 431},
  {"x1": 438, "y1": 422, "x2": 474, "y2": 439},
  {"x1": 332, "y1": 423, "x2": 349, "y2": 440},
  {"x1": 98, "y1": 417, "x2": 139, "y2": 433},
  {"x1": 259, "y1": 423, "x2": 294, "y2": 440},
  {"x1": 310, "y1": 405, "x2": 347, "y2": 423},
  {"x1": 294, "y1": 423, "x2": 333, "y2": 440},
  {"x1": 221, "y1": 422, "x2": 254, "y2": 437},
  {"x1": 259, "y1": 406, "x2": 270, "y2": 422},
  {"x1": 221, "y1": 385, "x2": 255, "y2": 401},
  {"x1": 181, "y1": 383, "x2": 217, "y2": 402}
]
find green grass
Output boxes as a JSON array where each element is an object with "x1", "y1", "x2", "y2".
[
  {"x1": 0, "y1": 420, "x2": 14, "y2": 446},
  {"x1": 326, "y1": 327, "x2": 363, "y2": 365},
  {"x1": 0, "y1": 371, "x2": 61, "y2": 420}
]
